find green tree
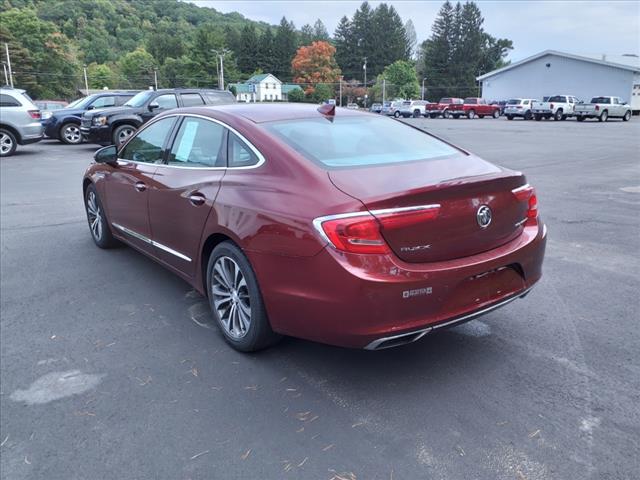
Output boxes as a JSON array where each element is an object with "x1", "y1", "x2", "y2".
[
  {"x1": 334, "y1": 16, "x2": 357, "y2": 79},
  {"x1": 237, "y1": 24, "x2": 259, "y2": 73},
  {"x1": 419, "y1": 0, "x2": 456, "y2": 99},
  {"x1": 287, "y1": 88, "x2": 304, "y2": 102},
  {"x1": 273, "y1": 17, "x2": 298, "y2": 81},
  {"x1": 87, "y1": 63, "x2": 116, "y2": 89},
  {"x1": 146, "y1": 20, "x2": 187, "y2": 65},
  {"x1": 375, "y1": 60, "x2": 420, "y2": 100},
  {"x1": 118, "y1": 48, "x2": 156, "y2": 88},
  {"x1": 308, "y1": 83, "x2": 334, "y2": 103},
  {"x1": 256, "y1": 28, "x2": 275, "y2": 73}
]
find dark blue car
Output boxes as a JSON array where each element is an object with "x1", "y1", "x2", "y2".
[{"x1": 43, "y1": 91, "x2": 137, "y2": 144}]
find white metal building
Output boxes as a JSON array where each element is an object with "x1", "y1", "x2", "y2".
[{"x1": 477, "y1": 50, "x2": 640, "y2": 111}]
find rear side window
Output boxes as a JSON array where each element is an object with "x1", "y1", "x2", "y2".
[
  {"x1": 205, "y1": 92, "x2": 234, "y2": 105},
  {"x1": 154, "y1": 94, "x2": 178, "y2": 110},
  {"x1": 119, "y1": 117, "x2": 175, "y2": 164},
  {"x1": 91, "y1": 96, "x2": 116, "y2": 109},
  {"x1": 116, "y1": 96, "x2": 133, "y2": 106},
  {"x1": 181, "y1": 93, "x2": 205, "y2": 107},
  {"x1": 0, "y1": 94, "x2": 21, "y2": 107},
  {"x1": 228, "y1": 132, "x2": 259, "y2": 168},
  {"x1": 168, "y1": 117, "x2": 225, "y2": 168},
  {"x1": 265, "y1": 116, "x2": 457, "y2": 169}
]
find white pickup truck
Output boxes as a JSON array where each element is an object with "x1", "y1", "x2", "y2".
[
  {"x1": 574, "y1": 96, "x2": 632, "y2": 122},
  {"x1": 532, "y1": 95, "x2": 580, "y2": 121}
]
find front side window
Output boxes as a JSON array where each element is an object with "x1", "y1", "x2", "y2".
[
  {"x1": 91, "y1": 96, "x2": 116, "y2": 109},
  {"x1": 119, "y1": 117, "x2": 175, "y2": 164},
  {"x1": 228, "y1": 132, "x2": 259, "y2": 167},
  {"x1": 154, "y1": 94, "x2": 178, "y2": 110},
  {"x1": 265, "y1": 116, "x2": 458, "y2": 168},
  {"x1": 168, "y1": 117, "x2": 225, "y2": 168},
  {"x1": 181, "y1": 93, "x2": 205, "y2": 107}
]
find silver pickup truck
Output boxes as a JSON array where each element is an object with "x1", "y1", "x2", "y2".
[
  {"x1": 532, "y1": 95, "x2": 580, "y2": 121},
  {"x1": 574, "y1": 96, "x2": 632, "y2": 122}
]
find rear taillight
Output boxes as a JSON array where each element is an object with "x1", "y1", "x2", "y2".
[
  {"x1": 28, "y1": 110, "x2": 41, "y2": 119},
  {"x1": 550, "y1": 103, "x2": 554, "y2": 109},
  {"x1": 512, "y1": 184, "x2": 538, "y2": 226},
  {"x1": 314, "y1": 205, "x2": 441, "y2": 254},
  {"x1": 595, "y1": 105, "x2": 600, "y2": 111}
]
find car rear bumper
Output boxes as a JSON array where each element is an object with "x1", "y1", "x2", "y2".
[
  {"x1": 249, "y1": 222, "x2": 547, "y2": 349},
  {"x1": 19, "y1": 123, "x2": 44, "y2": 144},
  {"x1": 81, "y1": 125, "x2": 111, "y2": 145}
]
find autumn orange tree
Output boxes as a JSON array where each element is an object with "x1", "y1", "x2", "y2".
[{"x1": 291, "y1": 41, "x2": 341, "y2": 95}]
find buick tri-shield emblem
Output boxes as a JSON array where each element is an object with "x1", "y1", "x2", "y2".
[{"x1": 476, "y1": 205, "x2": 492, "y2": 228}]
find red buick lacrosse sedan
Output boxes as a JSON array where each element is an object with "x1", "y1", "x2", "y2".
[{"x1": 83, "y1": 103, "x2": 546, "y2": 351}]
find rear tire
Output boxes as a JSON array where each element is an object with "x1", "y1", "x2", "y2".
[
  {"x1": 598, "y1": 110, "x2": 608, "y2": 122},
  {"x1": 554, "y1": 109, "x2": 563, "y2": 121},
  {"x1": 506, "y1": 115, "x2": 514, "y2": 120},
  {"x1": 0, "y1": 128, "x2": 17, "y2": 157},
  {"x1": 492, "y1": 109, "x2": 500, "y2": 119},
  {"x1": 524, "y1": 110, "x2": 532, "y2": 120},
  {"x1": 623, "y1": 110, "x2": 631, "y2": 121},
  {"x1": 467, "y1": 110, "x2": 476, "y2": 119},
  {"x1": 393, "y1": 111, "x2": 401, "y2": 118},
  {"x1": 413, "y1": 109, "x2": 421, "y2": 118},
  {"x1": 84, "y1": 184, "x2": 118, "y2": 248},
  {"x1": 59, "y1": 122, "x2": 82, "y2": 145}
]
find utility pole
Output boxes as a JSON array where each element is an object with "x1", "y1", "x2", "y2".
[
  {"x1": 83, "y1": 64, "x2": 89, "y2": 94},
  {"x1": 339, "y1": 76, "x2": 343, "y2": 107},
  {"x1": 2, "y1": 63, "x2": 8, "y2": 86},
  {"x1": 153, "y1": 69, "x2": 158, "y2": 90},
  {"x1": 422, "y1": 78, "x2": 427, "y2": 100},
  {"x1": 363, "y1": 57, "x2": 367, "y2": 108},
  {"x1": 212, "y1": 49, "x2": 229, "y2": 90},
  {"x1": 382, "y1": 78, "x2": 386, "y2": 104},
  {"x1": 5, "y1": 43, "x2": 14, "y2": 88}
]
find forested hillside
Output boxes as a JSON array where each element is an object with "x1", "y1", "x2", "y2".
[{"x1": 1, "y1": 0, "x2": 511, "y2": 101}]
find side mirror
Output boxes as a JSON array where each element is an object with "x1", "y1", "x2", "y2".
[
  {"x1": 94, "y1": 145, "x2": 118, "y2": 166},
  {"x1": 87, "y1": 105, "x2": 95, "y2": 110},
  {"x1": 148, "y1": 101, "x2": 159, "y2": 111}
]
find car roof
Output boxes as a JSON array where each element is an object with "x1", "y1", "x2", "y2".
[{"x1": 184, "y1": 103, "x2": 366, "y2": 123}]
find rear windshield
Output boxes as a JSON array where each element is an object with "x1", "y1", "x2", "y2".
[
  {"x1": 506, "y1": 99, "x2": 521, "y2": 105},
  {"x1": 548, "y1": 96, "x2": 566, "y2": 102},
  {"x1": 590, "y1": 97, "x2": 611, "y2": 104},
  {"x1": 464, "y1": 98, "x2": 478, "y2": 104},
  {"x1": 264, "y1": 116, "x2": 458, "y2": 168}
]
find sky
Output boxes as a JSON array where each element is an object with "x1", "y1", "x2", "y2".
[{"x1": 191, "y1": 0, "x2": 640, "y2": 62}]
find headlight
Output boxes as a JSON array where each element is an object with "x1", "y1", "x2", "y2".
[
  {"x1": 93, "y1": 116, "x2": 107, "y2": 126},
  {"x1": 41, "y1": 111, "x2": 52, "y2": 120}
]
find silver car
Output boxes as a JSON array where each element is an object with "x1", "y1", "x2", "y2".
[
  {"x1": 0, "y1": 87, "x2": 44, "y2": 157},
  {"x1": 504, "y1": 98, "x2": 537, "y2": 120},
  {"x1": 381, "y1": 100, "x2": 405, "y2": 117}
]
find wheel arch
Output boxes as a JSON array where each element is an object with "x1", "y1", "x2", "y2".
[
  {"x1": 200, "y1": 232, "x2": 237, "y2": 295},
  {"x1": 0, "y1": 124, "x2": 21, "y2": 143}
]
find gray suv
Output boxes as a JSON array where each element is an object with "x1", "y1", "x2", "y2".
[{"x1": 0, "y1": 87, "x2": 44, "y2": 157}]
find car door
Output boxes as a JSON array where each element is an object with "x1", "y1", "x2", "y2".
[
  {"x1": 612, "y1": 98, "x2": 623, "y2": 116},
  {"x1": 141, "y1": 93, "x2": 178, "y2": 123},
  {"x1": 106, "y1": 116, "x2": 177, "y2": 253},
  {"x1": 148, "y1": 115, "x2": 227, "y2": 276}
]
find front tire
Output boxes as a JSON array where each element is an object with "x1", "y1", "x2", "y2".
[
  {"x1": 467, "y1": 110, "x2": 476, "y2": 119},
  {"x1": 492, "y1": 109, "x2": 499, "y2": 119},
  {"x1": 84, "y1": 184, "x2": 118, "y2": 248},
  {"x1": 207, "y1": 242, "x2": 280, "y2": 352},
  {"x1": 524, "y1": 110, "x2": 532, "y2": 120},
  {"x1": 393, "y1": 111, "x2": 401, "y2": 118},
  {"x1": 0, "y1": 128, "x2": 17, "y2": 157},
  {"x1": 113, "y1": 124, "x2": 136, "y2": 146},
  {"x1": 59, "y1": 123, "x2": 82, "y2": 145},
  {"x1": 413, "y1": 109, "x2": 421, "y2": 118}
]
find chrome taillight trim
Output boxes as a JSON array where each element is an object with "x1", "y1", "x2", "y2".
[
  {"x1": 312, "y1": 204, "x2": 441, "y2": 248},
  {"x1": 511, "y1": 183, "x2": 532, "y2": 195}
]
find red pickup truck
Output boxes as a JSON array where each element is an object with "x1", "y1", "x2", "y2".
[
  {"x1": 425, "y1": 98, "x2": 463, "y2": 118},
  {"x1": 447, "y1": 97, "x2": 501, "y2": 119}
]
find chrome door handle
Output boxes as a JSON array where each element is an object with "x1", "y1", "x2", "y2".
[
  {"x1": 134, "y1": 182, "x2": 146, "y2": 192},
  {"x1": 189, "y1": 194, "x2": 206, "y2": 206}
]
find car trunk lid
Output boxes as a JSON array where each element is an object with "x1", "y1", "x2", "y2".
[{"x1": 328, "y1": 154, "x2": 529, "y2": 263}]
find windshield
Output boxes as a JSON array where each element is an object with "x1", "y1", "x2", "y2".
[
  {"x1": 506, "y1": 99, "x2": 521, "y2": 105},
  {"x1": 66, "y1": 98, "x2": 85, "y2": 109},
  {"x1": 124, "y1": 91, "x2": 154, "y2": 107},
  {"x1": 264, "y1": 116, "x2": 458, "y2": 168},
  {"x1": 590, "y1": 97, "x2": 611, "y2": 104}
]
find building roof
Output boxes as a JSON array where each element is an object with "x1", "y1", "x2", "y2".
[
  {"x1": 477, "y1": 50, "x2": 640, "y2": 81},
  {"x1": 247, "y1": 73, "x2": 282, "y2": 84},
  {"x1": 230, "y1": 83, "x2": 253, "y2": 94}
]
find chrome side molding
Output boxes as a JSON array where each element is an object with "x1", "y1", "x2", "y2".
[{"x1": 112, "y1": 223, "x2": 192, "y2": 262}]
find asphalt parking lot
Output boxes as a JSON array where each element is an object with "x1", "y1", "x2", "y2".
[{"x1": 1, "y1": 116, "x2": 639, "y2": 480}]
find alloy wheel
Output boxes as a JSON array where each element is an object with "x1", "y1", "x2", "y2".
[
  {"x1": 117, "y1": 127, "x2": 135, "y2": 145},
  {"x1": 0, "y1": 133, "x2": 13, "y2": 155},
  {"x1": 86, "y1": 191, "x2": 103, "y2": 241},
  {"x1": 211, "y1": 256, "x2": 251, "y2": 339},
  {"x1": 62, "y1": 125, "x2": 82, "y2": 144}
]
